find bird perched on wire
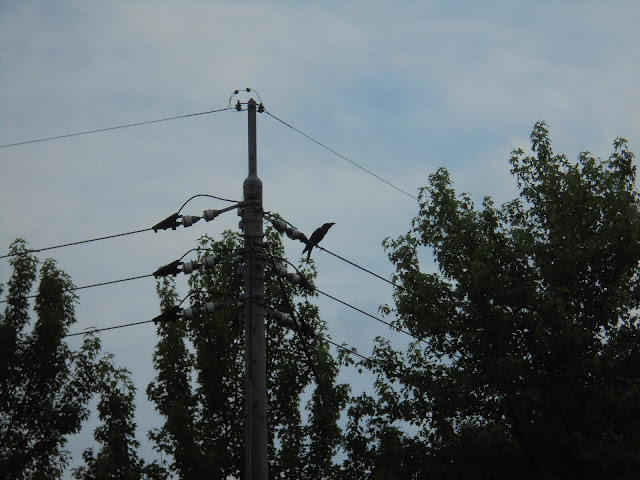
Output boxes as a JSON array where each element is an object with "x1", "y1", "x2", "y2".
[{"x1": 302, "y1": 222, "x2": 335, "y2": 260}]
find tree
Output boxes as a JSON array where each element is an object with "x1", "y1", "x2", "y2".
[
  {"x1": 345, "y1": 123, "x2": 640, "y2": 479},
  {"x1": 0, "y1": 239, "x2": 101, "y2": 479},
  {"x1": 147, "y1": 228, "x2": 348, "y2": 479},
  {"x1": 73, "y1": 355, "x2": 167, "y2": 480}
]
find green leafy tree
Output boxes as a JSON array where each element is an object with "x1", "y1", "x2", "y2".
[
  {"x1": 0, "y1": 239, "x2": 101, "y2": 479},
  {"x1": 147, "y1": 228, "x2": 348, "y2": 479},
  {"x1": 73, "y1": 355, "x2": 167, "y2": 480},
  {"x1": 344, "y1": 123, "x2": 640, "y2": 479}
]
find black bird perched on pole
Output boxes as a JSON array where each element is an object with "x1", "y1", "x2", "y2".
[{"x1": 302, "y1": 222, "x2": 335, "y2": 260}]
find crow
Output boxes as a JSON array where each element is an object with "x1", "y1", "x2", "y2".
[{"x1": 302, "y1": 222, "x2": 335, "y2": 260}]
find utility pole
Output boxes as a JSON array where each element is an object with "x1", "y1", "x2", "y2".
[{"x1": 241, "y1": 98, "x2": 268, "y2": 480}]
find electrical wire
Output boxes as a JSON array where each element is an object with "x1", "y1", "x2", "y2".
[
  {"x1": 265, "y1": 228, "x2": 637, "y2": 440},
  {"x1": 0, "y1": 107, "x2": 231, "y2": 148},
  {"x1": 64, "y1": 289, "x2": 237, "y2": 338},
  {"x1": 317, "y1": 245, "x2": 404, "y2": 292},
  {"x1": 314, "y1": 242, "x2": 640, "y2": 404},
  {"x1": 315, "y1": 287, "x2": 422, "y2": 344},
  {"x1": 1, "y1": 246, "x2": 239, "y2": 303},
  {"x1": 267, "y1": 211, "x2": 638, "y2": 404},
  {"x1": 0, "y1": 228, "x2": 153, "y2": 259},
  {"x1": 57, "y1": 300, "x2": 633, "y2": 476},
  {"x1": 228, "y1": 88, "x2": 263, "y2": 108},
  {"x1": 176, "y1": 194, "x2": 240, "y2": 214},
  {"x1": 1, "y1": 193, "x2": 238, "y2": 260},
  {"x1": 264, "y1": 246, "x2": 334, "y2": 411},
  {"x1": 65, "y1": 319, "x2": 156, "y2": 338},
  {"x1": 264, "y1": 110, "x2": 418, "y2": 201},
  {"x1": 314, "y1": 274, "x2": 637, "y2": 441},
  {"x1": 0, "y1": 273, "x2": 153, "y2": 303}
]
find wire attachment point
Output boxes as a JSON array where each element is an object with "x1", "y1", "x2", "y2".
[
  {"x1": 152, "y1": 213, "x2": 180, "y2": 232},
  {"x1": 152, "y1": 306, "x2": 182, "y2": 325},
  {"x1": 272, "y1": 263, "x2": 315, "y2": 292},
  {"x1": 153, "y1": 259, "x2": 182, "y2": 278},
  {"x1": 266, "y1": 216, "x2": 308, "y2": 245},
  {"x1": 267, "y1": 308, "x2": 315, "y2": 337}
]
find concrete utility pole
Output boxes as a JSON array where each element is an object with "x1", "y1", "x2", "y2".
[{"x1": 241, "y1": 98, "x2": 268, "y2": 480}]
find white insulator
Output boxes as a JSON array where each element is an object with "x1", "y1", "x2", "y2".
[
  {"x1": 274, "y1": 311, "x2": 292, "y2": 326},
  {"x1": 286, "y1": 272, "x2": 301, "y2": 284},
  {"x1": 203, "y1": 302, "x2": 216, "y2": 314},
  {"x1": 271, "y1": 218, "x2": 288, "y2": 232},
  {"x1": 286, "y1": 227, "x2": 302, "y2": 240},
  {"x1": 274, "y1": 311, "x2": 303, "y2": 332},
  {"x1": 181, "y1": 215, "x2": 195, "y2": 227},
  {"x1": 203, "y1": 209, "x2": 220, "y2": 222},
  {"x1": 182, "y1": 307, "x2": 196, "y2": 320},
  {"x1": 275, "y1": 265, "x2": 288, "y2": 278},
  {"x1": 182, "y1": 261, "x2": 198, "y2": 275},
  {"x1": 202, "y1": 256, "x2": 218, "y2": 269}
]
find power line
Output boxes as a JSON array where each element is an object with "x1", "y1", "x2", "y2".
[
  {"x1": 177, "y1": 194, "x2": 239, "y2": 214},
  {"x1": 315, "y1": 242, "x2": 640, "y2": 404},
  {"x1": 264, "y1": 110, "x2": 418, "y2": 201},
  {"x1": 0, "y1": 107, "x2": 231, "y2": 148},
  {"x1": 268, "y1": 211, "x2": 638, "y2": 404},
  {"x1": 0, "y1": 228, "x2": 153, "y2": 259},
  {"x1": 275, "y1": 237, "x2": 636, "y2": 439},
  {"x1": 315, "y1": 287, "x2": 422, "y2": 344},
  {"x1": 0, "y1": 273, "x2": 153, "y2": 303},
  {"x1": 1, "y1": 194, "x2": 239, "y2": 260},
  {"x1": 318, "y1": 244, "x2": 404, "y2": 292},
  {"x1": 65, "y1": 319, "x2": 155, "y2": 338},
  {"x1": 315, "y1": 273, "x2": 638, "y2": 440},
  {"x1": 58, "y1": 306, "x2": 634, "y2": 476},
  {"x1": 1, "y1": 245, "x2": 237, "y2": 302},
  {"x1": 64, "y1": 289, "x2": 238, "y2": 338},
  {"x1": 265, "y1": 247, "x2": 333, "y2": 411}
]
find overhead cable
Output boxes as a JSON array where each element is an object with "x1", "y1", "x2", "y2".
[
  {"x1": 268, "y1": 230, "x2": 637, "y2": 436},
  {"x1": 0, "y1": 274, "x2": 153, "y2": 303},
  {"x1": 177, "y1": 194, "x2": 240, "y2": 214},
  {"x1": 65, "y1": 319, "x2": 155, "y2": 338},
  {"x1": 314, "y1": 242, "x2": 639, "y2": 403},
  {"x1": 315, "y1": 287, "x2": 423, "y2": 344},
  {"x1": 0, "y1": 228, "x2": 153, "y2": 260},
  {"x1": 265, "y1": 247, "x2": 332, "y2": 409},
  {"x1": 1, "y1": 195, "x2": 238, "y2": 259},
  {"x1": 60, "y1": 311, "x2": 630, "y2": 476},
  {"x1": 0, "y1": 107, "x2": 231, "y2": 148},
  {"x1": 1, "y1": 246, "x2": 237, "y2": 303},
  {"x1": 264, "y1": 110, "x2": 417, "y2": 201},
  {"x1": 316, "y1": 281, "x2": 635, "y2": 439}
]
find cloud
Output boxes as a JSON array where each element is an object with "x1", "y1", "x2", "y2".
[{"x1": 1, "y1": 1, "x2": 639, "y2": 477}]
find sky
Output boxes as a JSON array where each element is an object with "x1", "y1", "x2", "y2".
[{"x1": 1, "y1": 0, "x2": 639, "y2": 477}]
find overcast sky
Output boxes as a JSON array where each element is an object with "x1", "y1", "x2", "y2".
[{"x1": 1, "y1": 0, "x2": 639, "y2": 477}]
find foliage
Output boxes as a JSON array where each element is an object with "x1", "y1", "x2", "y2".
[
  {"x1": 147, "y1": 228, "x2": 348, "y2": 479},
  {"x1": 0, "y1": 239, "x2": 102, "y2": 479},
  {"x1": 73, "y1": 355, "x2": 167, "y2": 480},
  {"x1": 344, "y1": 123, "x2": 640, "y2": 479}
]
